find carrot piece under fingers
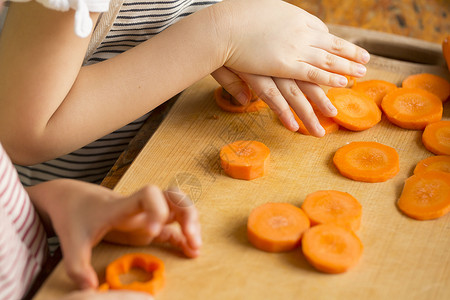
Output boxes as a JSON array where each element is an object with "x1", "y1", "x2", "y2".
[
  {"x1": 98, "y1": 283, "x2": 110, "y2": 292},
  {"x1": 422, "y1": 121, "x2": 450, "y2": 155},
  {"x1": 397, "y1": 171, "x2": 450, "y2": 220},
  {"x1": 327, "y1": 88, "x2": 381, "y2": 131},
  {"x1": 214, "y1": 87, "x2": 267, "y2": 113},
  {"x1": 301, "y1": 190, "x2": 362, "y2": 231},
  {"x1": 444, "y1": 36, "x2": 450, "y2": 72},
  {"x1": 301, "y1": 224, "x2": 363, "y2": 274},
  {"x1": 220, "y1": 140, "x2": 270, "y2": 180},
  {"x1": 381, "y1": 88, "x2": 443, "y2": 130},
  {"x1": 351, "y1": 80, "x2": 397, "y2": 107},
  {"x1": 105, "y1": 253, "x2": 165, "y2": 295},
  {"x1": 247, "y1": 202, "x2": 310, "y2": 252},
  {"x1": 333, "y1": 141, "x2": 399, "y2": 183},
  {"x1": 414, "y1": 155, "x2": 450, "y2": 175},
  {"x1": 290, "y1": 107, "x2": 339, "y2": 136},
  {"x1": 402, "y1": 73, "x2": 450, "y2": 102}
]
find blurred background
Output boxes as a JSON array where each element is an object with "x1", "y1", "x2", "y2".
[{"x1": 286, "y1": 0, "x2": 449, "y2": 44}]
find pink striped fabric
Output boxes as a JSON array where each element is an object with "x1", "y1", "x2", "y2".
[{"x1": 0, "y1": 143, "x2": 47, "y2": 300}]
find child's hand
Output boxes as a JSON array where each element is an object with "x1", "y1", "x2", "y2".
[
  {"x1": 27, "y1": 181, "x2": 201, "y2": 290},
  {"x1": 211, "y1": 0, "x2": 369, "y2": 137},
  {"x1": 212, "y1": 67, "x2": 338, "y2": 137},
  {"x1": 215, "y1": 0, "x2": 369, "y2": 85}
]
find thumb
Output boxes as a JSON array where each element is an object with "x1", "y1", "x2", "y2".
[
  {"x1": 212, "y1": 66, "x2": 251, "y2": 105},
  {"x1": 59, "y1": 234, "x2": 98, "y2": 289}
]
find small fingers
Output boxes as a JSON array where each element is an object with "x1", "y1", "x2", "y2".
[
  {"x1": 274, "y1": 78, "x2": 325, "y2": 137},
  {"x1": 237, "y1": 73, "x2": 300, "y2": 132},
  {"x1": 154, "y1": 225, "x2": 200, "y2": 258},
  {"x1": 211, "y1": 67, "x2": 251, "y2": 105},
  {"x1": 295, "y1": 81, "x2": 337, "y2": 117},
  {"x1": 165, "y1": 187, "x2": 202, "y2": 251},
  {"x1": 303, "y1": 48, "x2": 367, "y2": 78},
  {"x1": 312, "y1": 32, "x2": 370, "y2": 64}
]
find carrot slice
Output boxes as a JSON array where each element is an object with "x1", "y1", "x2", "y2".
[
  {"x1": 397, "y1": 171, "x2": 450, "y2": 220},
  {"x1": 214, "y1": 87, "x2": 267, "y2": 113},
  {"x1": 327, "y1": 88, "x2": 381, "y2": 131},
  {"x1": 381, "y1": 88, "x2": 443, "y2": 130},
  {"x1": 290, "y1": 107, "x2": 339, "y2": 136},
  {"x1": 414, "y1": 155, "x2": 450, "y2": 175},
  {"x1": 301, "y1": 190, "x2": 362, "y2": 231},
  {"x1": 220, "y1": 140, "x2": 270, "y2": 180},
  {"x1": 444, "y1": 36, "x2": 450, "y2": 72},
  {"x1": 351, "y1": 80, "x2": 397, "y2": 107},
  {"x1": 301, "y1": 224, "x2": 363, "y2": 273},
  {"x1": 105, "y1": 253, "x2": 165, "y2": 295},
  {"x1": 402, "y1": 73, "x2": 450, "y2": 102},
  {"x1": 247, "y1": 202, "x2": 310, "y2": 252},
  {"x1": 422, "y1": 120, "x2": 450, "y2": 155},
  {"x1": 333, "y1": 141, "x2": 399, "y2": 183}
]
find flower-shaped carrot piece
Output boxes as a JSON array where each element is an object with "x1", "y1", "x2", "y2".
[{"x1": 105, "y1": 253, "x2": 165, "y2": 295}]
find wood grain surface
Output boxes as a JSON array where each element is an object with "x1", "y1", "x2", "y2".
[
  {"x1": 100, "y1": 0, "x2": 450, "y2": 190},
  {"x1": 34, "y1": 26, "x2": 450, "y2": 300}
]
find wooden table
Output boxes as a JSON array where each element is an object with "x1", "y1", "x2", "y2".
[{"x1": 30, "y1": 0, "x2": 450, "y2": 299}]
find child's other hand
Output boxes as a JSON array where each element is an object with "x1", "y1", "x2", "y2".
[
  {"x1": 212, "y1": 67, "x2": 338, "y2": 137},
  {"x1": 28, "y1": 181, "x2": 201, "y2": 290},
  {"x1": 59, "y1": 289, "x2": 152, "y2": 300}
]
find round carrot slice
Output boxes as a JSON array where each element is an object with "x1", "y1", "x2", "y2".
[
  {"x1": 402, "y1": 73, "x2": 450, "y2": 102},
  {"x1": 333, "y1": 141, "x2": 399, "y2": 183},
  {"x1": 301, "y1": 224, "x2": 363, "y2": 274},
  {"x1": 214, "y1": 87, "x2": 267, "y2": 113},
  {"x1": 422, "y1": 120, "x2": 450, "y2": 155},
  {"x1": 301, "y1": 190, "x2": 362, "y2": 231},
  {"x1": 327, "y1": 88, "x2": 381, "y2": 131},
  {"x1": 414, "y1": 155, "x2": 450, "y2": 175},
  {"x1": 291, "y1": 107, "x2": 339, "y2": 136},
  {"x1": 351, "y1": 80, "x2": 397, "y2": 107},
  {"x1": 220, "y1": 140, "x2": 270, "y2": 180},
  {"x1": 247, "y1": 202, "x2": 310, "y2": 252},
  {"x1": 381, "y1": 88, "x2": 443, "y2": 130},
  {"x1": 106, "y1": 253, "x2": 165, "y2": 295},
  {"x1": 397, "y1": 171, "x2": 450, "y2": 220}
]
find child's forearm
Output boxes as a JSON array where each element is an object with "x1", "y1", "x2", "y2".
[{"x1": 0, "y1": 2, "x2": 226, "y2": 165}]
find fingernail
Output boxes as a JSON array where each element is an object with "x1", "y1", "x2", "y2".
[
  {"x1": 328, "y1": 103, "x2": 338, "y2": 115},
  {"x1": 290, "y1": 117, "x2": 299, "y2": 131},
  {"x1": 339, "y1": 76, "x2": 348, "y2": 86},
  {"x1": 316, "y1": 123, "x2": 325, "y2": 136},
  {"x1": 236, "y1": 92, "x2": 249, "y2": 105},
  {"x1": 357, "y1": 65, "x2": 366, "y2": 76},
  {"x1": 361, "y1": 50, "x2": 370, "y2": 63}
]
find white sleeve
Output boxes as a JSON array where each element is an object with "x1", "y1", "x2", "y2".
[{"x1": 8, "y1": 0, "x2": 111, "y2": 38}]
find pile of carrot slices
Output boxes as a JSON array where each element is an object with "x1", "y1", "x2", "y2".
[{"x1": 247, "y1": 190, "x2": 364, "y2": 274}]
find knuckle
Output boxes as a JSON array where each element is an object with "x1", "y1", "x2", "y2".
[
  {"x1": 260, "y1": 86, "x2": 282, "y2": 100},
  {"x1": 331, "y1": 37, "x2": 345, "y2": 52},
  {"x1": 324, "y1": 53, "x2": 337, "y2": 68},
  {"x1": 307, "y1": 67, "x2": 321, "y2": 81},
  {"x1": 288, "y1": 83, "x2": 302, "y2": 98}
]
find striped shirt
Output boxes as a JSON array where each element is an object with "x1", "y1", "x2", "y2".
[
  {"x1": 0, "y1": 143, "x2": 47, "y2": 300},
  {"x1": 16, "y1": 0, "x2": 221, "y2": 186}
]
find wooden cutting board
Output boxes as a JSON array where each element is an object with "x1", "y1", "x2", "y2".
[{"x1": 34, "y1": 25, "x2": 450, "y2": 300}]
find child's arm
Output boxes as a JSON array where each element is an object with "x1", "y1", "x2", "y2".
[
  {"x1": 0, "y1": 0, "x2": 368, "y2": 165},
  {"x1": 59, "y1": 290, "x2": 153, "y2": 300},
  {"x1": 27, "y1": 180, "x2": 201, "y2": 289}
]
